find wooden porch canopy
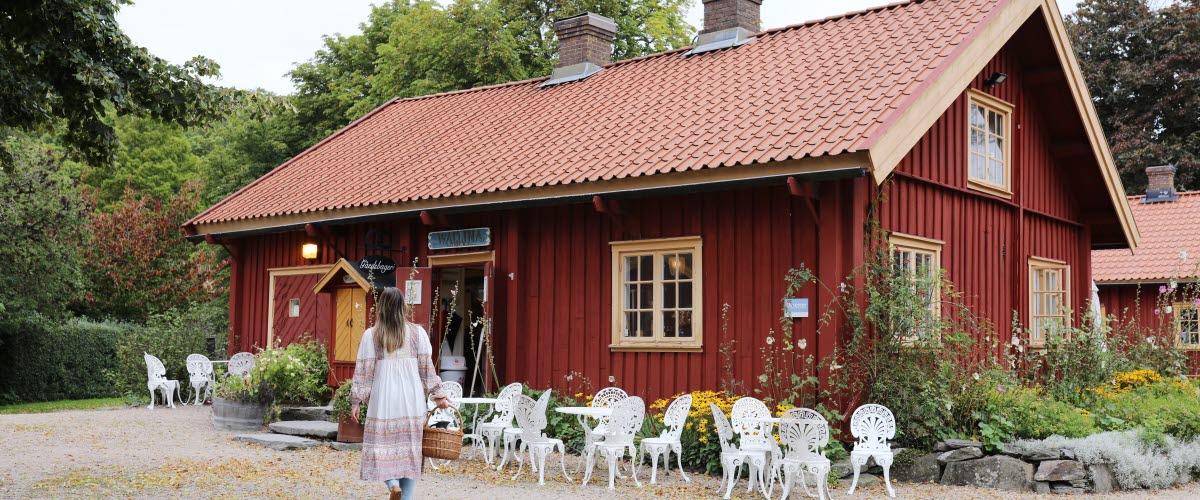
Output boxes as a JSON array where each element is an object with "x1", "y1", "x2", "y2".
[{"x1": 313, "y1": 258, "x2": 395, "y2": 294}]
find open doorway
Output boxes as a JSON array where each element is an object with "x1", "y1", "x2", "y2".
[{"x1": 432, "y1": 264, "x2": 489, "y2": 396}]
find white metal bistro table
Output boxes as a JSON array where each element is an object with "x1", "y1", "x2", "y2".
[
  {"x1": 454, "y1": 396, "x2": 499, "y2": 462},
  {"x1": 556, "y1": 406, "x2": 616, "y2": 475}
]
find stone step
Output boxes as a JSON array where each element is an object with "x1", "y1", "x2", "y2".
[
  {"x1": 329, "y1": 442, "x2": 362, "y2": 451},
  {"x1": 235, "y1": 433, "x2": 322, "y2": 451},
  {"x1": 278, "y1": 405, "x2": 333, "y2": 422},
  {"x1": 269, "y1": 420, "x2": 339, "y2": 439}
]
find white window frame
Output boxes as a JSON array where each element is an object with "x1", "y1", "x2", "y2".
[
  {"x1": 1029, "y1": 257, "x2": 1071, "y2": 347},
  {"x1": 966, "y1": 89, "x2": 1013, "y2": 198},
  {"x1": 610, "y1": 236, "x2": 703, "y2": 352},
  {"x1": 1175, "y1": 303, "x2": 1200, "y2": 350},
  {"x1": 288, "y1": 298, "x2": 301, "y2": 318},
  {"x1": 889, "y1": 233, "x2": 943, "y2": 341}
]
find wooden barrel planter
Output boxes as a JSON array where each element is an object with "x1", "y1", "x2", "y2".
[
  {"x1": 337, "y1": 415, "x2": 364, "y2": 443},
  {"x1": 212, "y1": 397, "x2": 268, "y2": 431}
]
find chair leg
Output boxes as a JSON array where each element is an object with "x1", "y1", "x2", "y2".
[
  {"x1": 582, "y1": 446, "x2": 596, "y2": 486},
  {"x1": 646, "y1": 445, "x2": 660, "y2": 485},
  {"x1": 537, "y1": 446, "x2": 549, "y2": 485},
  {"x1": 512, "y1": 443, "x2": 525, "y2": 481},
  {"x1": 724, "y1": 458, "x2": 744, "y2": 500},
  {"x1": 606, "y1": 449, "x2": 618, "y2": 490},
  {"x1": 147, "y1": 387, "x2": 155, "y2": 410},
  {"x1": 880, "y1": 456, "x2": 896, "y2": 498},
  {"x1": 674, "y1": 444, "x2": 690, "y2": 482},
  {"x1": 557, "y1": 443, "x2": 572, "y2": 483},
  {"x1": 848, "y1": 458, "x2": 862, "y2": 495}
]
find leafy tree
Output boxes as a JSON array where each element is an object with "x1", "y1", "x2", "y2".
[
  {"x1": 1068, "y1": 0, "x2": 1200, "y2": 193},
  {"x1": 288, "y1": 0, "x2": 693, "y2": 146},
  {"x1": 83, "y1": 115, "x2": 204, "y2": 206},
  {"x1": 0, "y1": 135, "x2": 88, "y2": 321},
  {"x1": 0, "y1": 0, "x2": 236, "y2": 166},
  {"x1": 191, "y1": 109, "x2": 304, "y2": 206},
  {"x1": 79, "y1": 181, "x2": 226, "y2": 320}
]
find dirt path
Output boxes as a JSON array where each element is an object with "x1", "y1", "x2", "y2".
[{"x1": 2, "y1": 405, "x2": 1199, "y2": 499}]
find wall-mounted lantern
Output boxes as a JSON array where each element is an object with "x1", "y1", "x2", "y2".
[{"x1": 301, "y1": 243, "x2": 319, "y2": 260}]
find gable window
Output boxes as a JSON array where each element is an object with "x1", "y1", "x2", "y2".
[
  {"x1": 967, "y1": 89, "x2": 1013, "y2": 198},
  {"x1": 1175, "y1": 303, "x2": 1200, "y2": 350},
  {"x1": 611, "y1": 236, "x2": 703, "y2": 351},
  {"x1": 889, "y1": 233, "x2": 943, "y2": 339},
  {"x1": 1029, "y1": 257, "x2": 1070, "y2": 347}
]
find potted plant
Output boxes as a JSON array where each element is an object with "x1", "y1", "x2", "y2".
[
  {"x1": 212, "y1": 371, "x2": 273, "y2": 431},
  {"x1": 331, "y1": 382, "x2": 365, "y2": 443}
]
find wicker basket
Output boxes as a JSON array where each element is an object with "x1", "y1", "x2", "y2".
[{"x1": 422, "y1": 408, "x2": 464, "y2": 461}]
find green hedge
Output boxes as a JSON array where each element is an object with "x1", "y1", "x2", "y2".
[
  {"x1": 0, "y1": 302, "x2": 227, "y2": 405},
  {"x1": 0, "y1": 316, "x2": 133, "y2": 404}
]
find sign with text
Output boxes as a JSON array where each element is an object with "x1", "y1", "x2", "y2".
[
  {"x1": 784, "y1": 298, "x2": 810, "y2": 318},
  {"x1": 428, "y1": 228, "x2": 491, "y2": 250},
  {"x1": 357, "y1": 255, "x2": 397, "y2": 276}
]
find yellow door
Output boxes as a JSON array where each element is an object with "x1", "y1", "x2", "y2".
[{"x1": 334, "y1": 288, "x2": 368, "y2": 362}]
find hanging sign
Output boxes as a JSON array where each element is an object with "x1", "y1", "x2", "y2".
[
  {"x1": 784, "y1": 298, "x2": 810, "y2": 318},
  {"x1": 357, "y1": 255, "x2": 397, "y2": 276},
  {"x1": 428, "y1": 228, "x2": 491, "y2": 250}
]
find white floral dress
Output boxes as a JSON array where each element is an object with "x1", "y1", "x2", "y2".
[{"x1": 351, "y1": 324, "x2": 445, "y2": 480}]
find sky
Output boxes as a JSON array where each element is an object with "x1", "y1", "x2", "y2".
[{"x1": 117, "y1": 0, "x2": 1083, "y2": 95}]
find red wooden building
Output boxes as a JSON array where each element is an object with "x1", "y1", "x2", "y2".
[
  {"x1": 1094, "y1": 165, "x2": 1200, "y2": 369},
  {"x1": 186, "y1": 0, "x2": 1138, "y2": 400}
]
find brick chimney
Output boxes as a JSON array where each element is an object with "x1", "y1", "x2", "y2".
[
  {"x1": 700, "y1": 0, "x2": 762, "y2": 35},
  {"x1": 1143, "y1": 165, "x2": 1178, "y2": 203},
  {"x1": 545, "y1": 13, "x2": 617, "y2": 86}
]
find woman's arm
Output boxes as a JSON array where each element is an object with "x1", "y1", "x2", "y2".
[
  {"x1": 350, "y1": 329, "x2": 376, "y2": 409},
  {"x1": 415, "y1": 325, "x2": 447, "y2": 402}
]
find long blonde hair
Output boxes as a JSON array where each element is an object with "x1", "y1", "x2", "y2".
[{"x1": 374, "y1": 287, "x2": 408, "y2": 355}]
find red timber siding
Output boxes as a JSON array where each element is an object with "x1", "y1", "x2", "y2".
[
  {"x1": 880, "y1": 45, "x2": 1091, "y2": 356},
  {"x1": 272, "y1": 274, "x2": 331, "y2": 347},
  {"x1": 225, "y1": 183, "x2": 865, "y2": 401},
  {"x1": 1098, "y1": 284, "x2": 1200, "y2": 372}
]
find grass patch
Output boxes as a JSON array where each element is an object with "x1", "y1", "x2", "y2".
[{"x1": 0, "y1": 398, "x2": 125, "y2": 414}]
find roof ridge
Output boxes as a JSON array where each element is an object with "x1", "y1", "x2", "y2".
[{"x1": 1127, "y1": 190, "x2": 1200, "y2": 201}]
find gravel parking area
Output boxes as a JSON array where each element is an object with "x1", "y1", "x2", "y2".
[{"x1": 3, "y1": 405, "x2": 1200, "y2": 499}]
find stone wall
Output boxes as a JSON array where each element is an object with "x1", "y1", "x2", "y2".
[{"x1": 877, "y1": 440, "x2": 1117, "y2": 494}]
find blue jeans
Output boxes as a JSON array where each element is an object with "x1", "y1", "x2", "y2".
[{"x1": 384, "y1": 478, "x2": 415, "y2": 500}]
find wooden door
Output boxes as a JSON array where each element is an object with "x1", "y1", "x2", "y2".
[{"x1": 333, "y1": 287, "x2": 368, "y2": 363}]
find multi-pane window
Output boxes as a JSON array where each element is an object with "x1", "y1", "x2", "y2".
[
  {"x1": 889, "y1": 233, "x2": 943, "y2": 339},
  {"x1": 1176, "y1": 304, "x2": 1200, "y2": 349},
  {"x1": 967, "y1": 90, "x2": 1012, "y2": 197},
  {"x1": 611, "y1": 237, "x2": 703, "y2": 350},
  {"x1": 1029, "y1": 258, "x2": 1070, "y2": 347}
]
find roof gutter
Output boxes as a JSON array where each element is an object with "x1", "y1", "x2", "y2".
[{"x1": 187, "y1": 166, "x2": 867, "y2": 242}]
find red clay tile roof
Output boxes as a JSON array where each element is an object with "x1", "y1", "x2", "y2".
[
  {"x1": 189, "y1": 0, "x2": 1003, "y2": 227},
  {"x1": 1093, "y1": 192, "x2": 1200, "y2": 283}
]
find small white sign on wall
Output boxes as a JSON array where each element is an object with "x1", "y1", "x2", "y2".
[
  {"x1": 405, "y1": 280, "x2": 423, "y2": 305},
  {"x1": 784, "y1": 298, "x2": 809, "y2": 318}
]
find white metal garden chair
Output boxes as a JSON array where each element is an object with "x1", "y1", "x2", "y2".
[
  {"x1": 511, "y1": 394, "x2": 572, "y2": 485},
  {"x1": 848, "y1": 404, "x2": 897, "y2": 497},
  {"x1": 477, "y1": 382, "x2": 522, "y2": 464},
  {"x1": 143, "y1": 353, "x2": 180, "y2": 409},
  {"x1": 711, "y1": 402, "x2": 755, "y2": 500},
  {"x1": 499, "y1": 388, "x2": 552, "y2": 472},
  {"x1": 638, "y1": 393, "x2": 692, "y2": 484},
  {"x1": 775, "y1": 407, "x2": 834, "y2": 500},
  {"x1": 576, "y1": 386, "x2": 629, "y2": 473},
  {"x1": 185, "y1": 354, "x2": 214, "y2": 405},
  {"x1": 731, "y1": 397, "x2": 773, "y2": 498},
  {"x1": 227, "y1": 352, "x2": 256, "y2": 377},
  {"x1": 426, "y1": 381, "x2": 463, "y2": 471},
  {"x1": 583, "y1": 396, "x2": 645, "y2": 490}
]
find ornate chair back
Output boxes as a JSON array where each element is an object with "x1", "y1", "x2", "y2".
[
  {"x1": 429, "y1": 381, "x2": 463, "y2": 428},
  {"x1": 605, "y1": 396, "x2": 644, "y2": 447},
  {"x1": 779, "y1": 407, "x2": 830, "y2": 462},
  {"x1": 850, "y1": 404, "x2": 896, "y2": 453},
  {"x1": 592, "y1": 386, "x2": 628, "y2": 428},
  {"x1": 514, "y1": 394, "x2": 550, "y2": 444},
  {"x1": 144, "y1": 353, "x2": 167, "y2": 383},
  {"x1": 535, "y1": 388, "x2": 552, "y2": 414},
  {"x1": 659, "y1": 394, "x2": 693, "y2": 440},
  {"x1": 186, "y1": 354, "x2": 213, "y2": 382},
  {"x1": 710, "y1": 402, "x2": 738, "y2": 454},
  {"x1": 731, "y1": 397, "x2": 773, "y2": 451},
  {"x1": 227, "y1": 352, "x2": 256, "y2": 377},
  {"x1": 489, "y1": 382, "x2": 523, "y2": 425}
]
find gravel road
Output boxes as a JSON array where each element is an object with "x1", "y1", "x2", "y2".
[{"x1": 2, "y1": 405, "x2": 1199, "y2": 499}]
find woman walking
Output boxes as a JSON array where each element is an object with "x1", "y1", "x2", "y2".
[{"x1": 351, "y1": 287, "x2": 451, "y2": 500}]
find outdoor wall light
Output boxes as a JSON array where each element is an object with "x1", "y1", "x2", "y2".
[
  {"x1": 301, "y1": 243, "x2": 318, "y2": 260},
  {"x1": 984, "y1": 72, "x2": 1008, "y2": 87}
]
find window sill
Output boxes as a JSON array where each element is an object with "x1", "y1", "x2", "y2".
[
  {"x1": 967, "y1": 180, "x2": 1013, "y2": 199},
  {"x1": 610, "y1": 344, "x2": 703, "y2": 353}
]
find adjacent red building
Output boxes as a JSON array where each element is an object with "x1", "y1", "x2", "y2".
[
  {"x1": 186, "y1": 0, "x2": 1138, "y2": 400},
  {"x1": 1094, "y1": 165, "x2": 1200, "y2": 369}
]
